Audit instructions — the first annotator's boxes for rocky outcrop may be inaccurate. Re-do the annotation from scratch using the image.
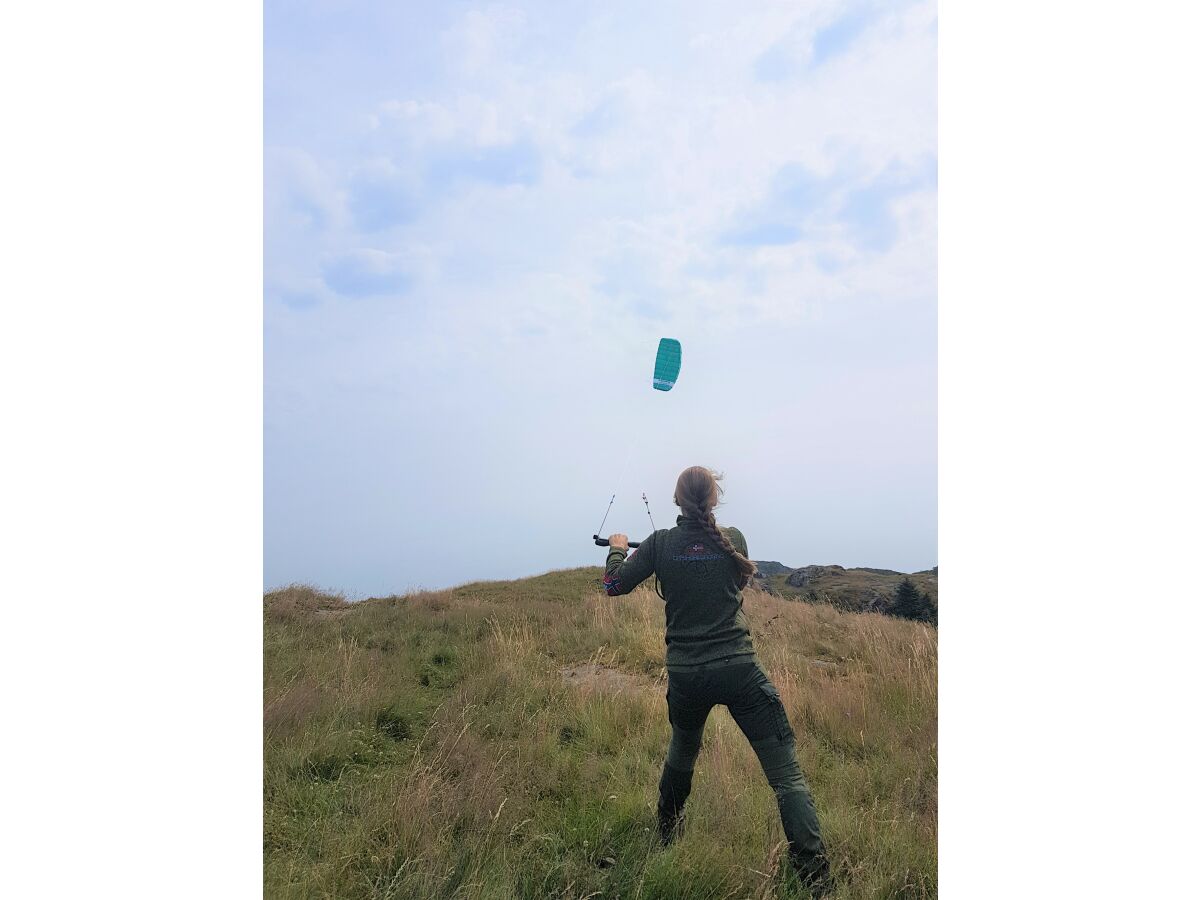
[786,565,847,588]
[859,590,890,613]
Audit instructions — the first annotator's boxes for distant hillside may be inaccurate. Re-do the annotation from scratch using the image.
[752,562,938,614]
[752,560,794,578]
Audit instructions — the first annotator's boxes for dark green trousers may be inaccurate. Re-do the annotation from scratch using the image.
[658,657,828,880]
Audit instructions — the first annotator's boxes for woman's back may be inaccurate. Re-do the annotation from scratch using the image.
[651,516,755,669]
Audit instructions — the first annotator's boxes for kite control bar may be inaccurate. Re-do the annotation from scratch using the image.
[593,535,641,548]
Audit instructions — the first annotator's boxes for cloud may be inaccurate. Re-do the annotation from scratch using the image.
[279,290,321,311]
[752,4,879,83]
[772,163,831,213]
[348,161,419,232]
[718,158,934,255]
[374,99,459,143]
[594,243,675,319]
[264,147,344,233]
[754,34,803,83]
[811,7,875,67]
[440,4,527,76]
[362,96,546,230]
[840,183,900,252]
[719,164,832,247]
[570,93,627,138]
[426,139,541,189]
[837,158,936,253]
[720,222,803,247]
[321,249,412,298]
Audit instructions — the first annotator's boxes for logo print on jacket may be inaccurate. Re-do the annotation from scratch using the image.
[673,541,723,562]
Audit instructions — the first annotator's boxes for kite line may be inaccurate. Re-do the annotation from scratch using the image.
[591,338,680,549]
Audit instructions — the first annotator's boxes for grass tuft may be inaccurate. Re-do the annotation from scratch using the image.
[375,704,413,742]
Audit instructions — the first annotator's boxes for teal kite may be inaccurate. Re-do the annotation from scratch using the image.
[653,338,682,391]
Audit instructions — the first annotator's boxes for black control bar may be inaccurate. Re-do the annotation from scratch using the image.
[593,535,641,548]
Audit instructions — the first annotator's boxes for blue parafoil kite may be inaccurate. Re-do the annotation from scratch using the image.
[653,338,682,391]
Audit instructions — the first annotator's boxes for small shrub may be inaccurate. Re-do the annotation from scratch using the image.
[375,705,412,741]
[418,648,460,689]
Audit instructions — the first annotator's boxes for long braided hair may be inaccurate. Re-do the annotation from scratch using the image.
[674,466,757,590]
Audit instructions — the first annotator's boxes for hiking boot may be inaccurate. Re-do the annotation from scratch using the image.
[656,763,692,846]
[657,806,684,846]
[789,849,834,898]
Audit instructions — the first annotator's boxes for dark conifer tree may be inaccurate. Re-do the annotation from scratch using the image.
[891,578,936,624]
[892,578,920,618]
[920,591,937,626]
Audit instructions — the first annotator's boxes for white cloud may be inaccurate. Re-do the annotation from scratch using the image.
[321,248,413,298]
[440,4,528,77]
[264,147,345,234]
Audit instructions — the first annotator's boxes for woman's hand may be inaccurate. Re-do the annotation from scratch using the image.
[608,533,629,551]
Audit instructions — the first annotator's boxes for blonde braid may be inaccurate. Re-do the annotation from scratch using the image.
[679,496,757,590]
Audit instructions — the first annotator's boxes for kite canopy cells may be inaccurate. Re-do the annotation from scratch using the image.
[653,338,682,391]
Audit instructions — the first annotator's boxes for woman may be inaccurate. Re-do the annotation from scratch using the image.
[603,466,832,895]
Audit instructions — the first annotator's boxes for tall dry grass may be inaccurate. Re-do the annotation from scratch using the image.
[264,568,936,899]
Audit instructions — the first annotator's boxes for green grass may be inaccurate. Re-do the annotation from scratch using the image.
[264,568,937,899]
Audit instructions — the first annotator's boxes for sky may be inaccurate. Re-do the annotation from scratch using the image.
[264,0,937,596]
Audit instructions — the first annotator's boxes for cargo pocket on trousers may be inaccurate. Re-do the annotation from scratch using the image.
[759,683,795,742]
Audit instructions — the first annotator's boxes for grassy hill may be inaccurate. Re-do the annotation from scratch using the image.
[264,569,936,899]
[753,565,938,615]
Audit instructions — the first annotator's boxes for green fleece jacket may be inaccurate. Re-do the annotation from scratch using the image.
[603,515,755,670]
